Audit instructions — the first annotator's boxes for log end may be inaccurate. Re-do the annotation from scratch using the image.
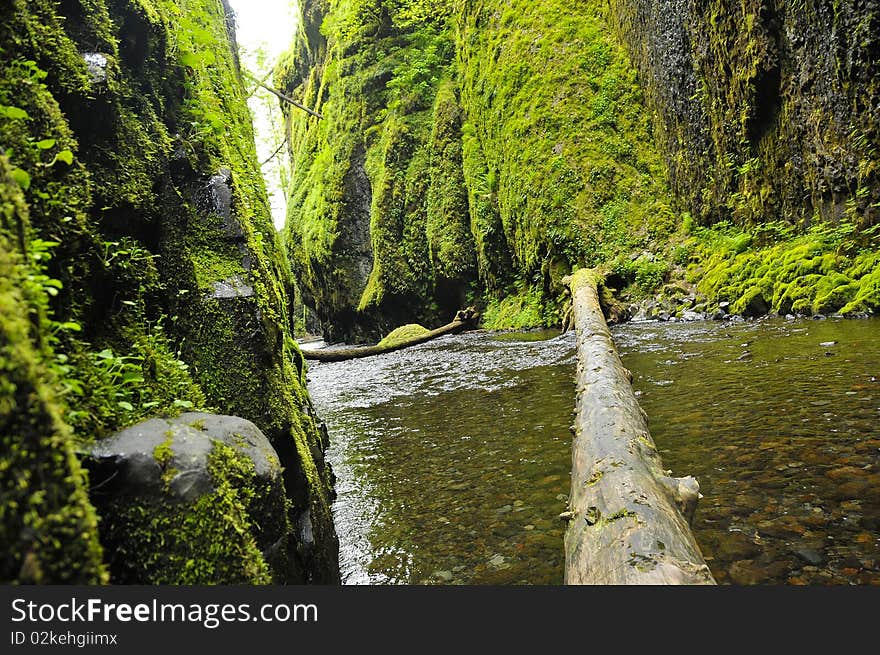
[454,306,480,324]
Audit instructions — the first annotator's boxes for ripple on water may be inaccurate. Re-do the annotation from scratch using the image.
[308,318,880,585]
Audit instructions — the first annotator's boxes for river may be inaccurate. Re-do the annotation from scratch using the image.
[305,317,880,585]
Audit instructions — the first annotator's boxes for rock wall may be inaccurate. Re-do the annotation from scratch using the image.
[280,0,672,339]
[0,0,338,583]
[608,0,880,228]
[280,1,474,342]
[281,0,880,335]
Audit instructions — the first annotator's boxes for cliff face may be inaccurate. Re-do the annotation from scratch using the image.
[1,0,338,583]
[609,0,879,228]
[281,0,880,336]
[279,1,474,342]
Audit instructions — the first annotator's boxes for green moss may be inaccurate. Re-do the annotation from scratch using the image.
[283,1,462,336]
[608,0,880,231]
[481,286,544,330]
[99,441,273,584]
[457,0,675,297]
[1,0,338,582]
[377,323,430,347]
[685,221,880,316]
[282,0,675,335]
[426,81,476,287]
[0,157,107,584]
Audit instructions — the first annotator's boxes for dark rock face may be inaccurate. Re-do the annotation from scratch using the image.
[314,146,377,344]
[86,413,292,584]
[0,0,338,583]
[608,0,880,228]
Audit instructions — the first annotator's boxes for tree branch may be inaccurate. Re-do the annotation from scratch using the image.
[248,75,324,120]
[261,136,288,166]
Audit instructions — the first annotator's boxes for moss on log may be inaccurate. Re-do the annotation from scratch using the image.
[302,308,479,362]
[562,269,715,585]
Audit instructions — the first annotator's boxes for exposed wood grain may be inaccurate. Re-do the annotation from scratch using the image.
[563,269,715,584]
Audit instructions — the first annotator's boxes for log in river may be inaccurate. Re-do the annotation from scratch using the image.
[301,308,479,362]
[563,269,716,584]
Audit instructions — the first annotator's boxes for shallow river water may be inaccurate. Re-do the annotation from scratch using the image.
[305,317,880,585]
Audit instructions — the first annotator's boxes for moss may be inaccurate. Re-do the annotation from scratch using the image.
[456,0,674,297]
[608,0,880,230]
[99,441,274,584]
[282,0,675,335]
[425,81,477,293]
[481,286,544,330]
[281,0,880,335]
[1,0,338,582]
[0,157,107,584]
[152,432,176,487]
[377,323,430,348]
[282,1,462,339]
[684,221,880,316]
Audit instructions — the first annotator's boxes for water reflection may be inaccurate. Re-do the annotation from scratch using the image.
[307,317,880,585]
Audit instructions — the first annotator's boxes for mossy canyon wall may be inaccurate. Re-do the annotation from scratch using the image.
[281,0,880,340]
[1,0,338,583]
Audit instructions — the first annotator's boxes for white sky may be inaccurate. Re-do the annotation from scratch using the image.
[227,0,299,230]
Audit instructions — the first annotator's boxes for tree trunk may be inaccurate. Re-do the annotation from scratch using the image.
[301,308,479,362]
[562,269,715,584]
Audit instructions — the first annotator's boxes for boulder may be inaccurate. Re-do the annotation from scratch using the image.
[85,413,292,584]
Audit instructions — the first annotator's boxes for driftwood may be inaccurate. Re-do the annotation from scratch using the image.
[301,308,479,362]
[562,269,715,584]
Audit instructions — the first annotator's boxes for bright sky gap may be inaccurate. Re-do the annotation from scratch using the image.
[227,0,299,230]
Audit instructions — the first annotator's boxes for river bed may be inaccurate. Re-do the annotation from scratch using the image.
[305,317,880,585]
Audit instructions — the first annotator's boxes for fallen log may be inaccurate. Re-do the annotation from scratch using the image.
[562,269,715,584]
[301,308,479,362]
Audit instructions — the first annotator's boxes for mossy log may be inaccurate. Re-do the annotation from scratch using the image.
[562,269,715,585]
[301,308,479,362]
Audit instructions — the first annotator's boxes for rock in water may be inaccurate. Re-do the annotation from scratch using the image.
[85,413,291,584]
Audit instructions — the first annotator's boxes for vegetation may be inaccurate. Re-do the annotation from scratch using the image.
[1,0,878,587]
[1,0,338,584]
[685,219,880,316]
[281,0,879,334]
[377,323,430,347]
[99,441,279,584]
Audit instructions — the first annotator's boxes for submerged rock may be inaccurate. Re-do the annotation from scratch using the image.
[794,548,824,566]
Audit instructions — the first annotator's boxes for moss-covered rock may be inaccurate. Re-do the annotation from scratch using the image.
[282,1,880,335]
[608,0,880,229]
[281,0,467,342]
[685,221,880,317]
[377,323,430,348]
[86,413,290,584]
[1,157,107,584]
[281,0,675,337]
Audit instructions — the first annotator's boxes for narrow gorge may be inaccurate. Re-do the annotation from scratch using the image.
[1,0,878,586]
